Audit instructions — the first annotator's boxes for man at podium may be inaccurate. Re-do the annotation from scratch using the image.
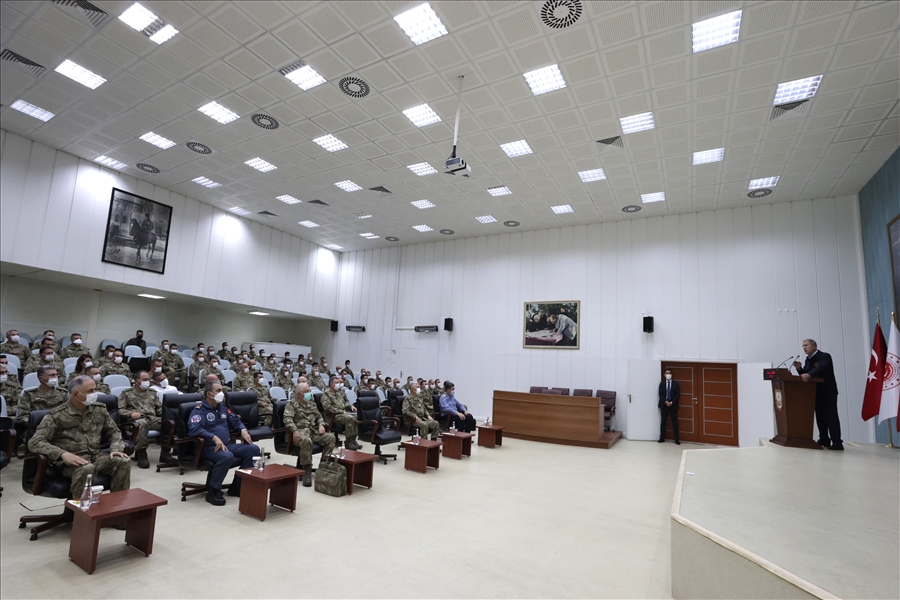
[793,339,843,451]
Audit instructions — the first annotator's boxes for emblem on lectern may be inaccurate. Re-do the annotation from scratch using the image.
[774,389,783,411]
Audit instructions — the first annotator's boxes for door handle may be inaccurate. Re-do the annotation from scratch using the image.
[693,398,698,405]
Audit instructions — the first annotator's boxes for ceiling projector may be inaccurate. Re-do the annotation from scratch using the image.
[445,156,471,176]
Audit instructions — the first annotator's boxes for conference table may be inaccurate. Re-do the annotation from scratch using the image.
[235,464,302,521]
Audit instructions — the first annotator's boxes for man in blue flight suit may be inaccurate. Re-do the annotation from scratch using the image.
[189,380,260,506]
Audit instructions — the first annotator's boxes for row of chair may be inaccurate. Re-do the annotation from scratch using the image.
[529,387,617,431]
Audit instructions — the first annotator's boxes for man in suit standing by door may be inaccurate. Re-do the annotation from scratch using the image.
[658,369,680,445]
[793,338,842,450]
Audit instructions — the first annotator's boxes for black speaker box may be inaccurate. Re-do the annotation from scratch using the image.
[444,317,453,331]
[330,320,338,332]
[643,316,654,333]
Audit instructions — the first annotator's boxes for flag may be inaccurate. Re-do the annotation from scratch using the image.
[877,318,900,426]
[861,322,886,421]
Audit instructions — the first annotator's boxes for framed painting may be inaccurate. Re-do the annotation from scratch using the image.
[523,301,580,349]
[101,187,173,274]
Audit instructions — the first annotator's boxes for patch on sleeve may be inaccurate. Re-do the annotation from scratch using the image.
[190,414,201,423]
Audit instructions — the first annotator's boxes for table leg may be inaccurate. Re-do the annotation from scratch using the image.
[344,463,356,495]
[496,430,502,446]
[69,515,101,574]
[239,477,269,521]
[478,428,495,448]
[404,446,427,473]
[355,460,374,489]
[462,437,471,457]
[269,478,297,512]
[124,508,157,556]
[443,436,462,459]
[427,446,440,470]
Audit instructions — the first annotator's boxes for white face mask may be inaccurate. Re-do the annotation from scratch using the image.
[47,335,55,341]
[369,384,376,390]
[160,378,168,388]
[114,356,123,364]
[107,352,114,358]
[84,361,93,368]
[211,362,218,367]
[47,377,59,388]
[198,357,205,363]
[170,348,177,354]
[322,362,327,367]
[92,374,102,382]
[243,368,249,374]
[214,391,225,403]
[73,339,83,345]
[10,335,19,342]
[83,392,98,405]
[313,370,319,375]
[154,366,162,373]
[139,380,150,390]
[0,375,7,384]
[44,353,54,361]
[163,344,169,350]
[665,374,672,381]
[269,359,275,364]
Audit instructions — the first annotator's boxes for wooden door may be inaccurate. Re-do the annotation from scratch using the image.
[661,362,739,446]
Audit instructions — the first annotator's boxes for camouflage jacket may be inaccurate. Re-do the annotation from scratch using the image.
[28,401,124,462]
[232,373,255,391]
[100,362,133,379]
[273,375,295,393]
[59,343,87,360]
[17,387,67,422]
[0,379,23,410]
[161,352,185,371]
[118,388,162,421]
[307,374,325,390]
[283,397,324,433]
[403,392,431,420]
[320,388,351,415]
[0,341,30,362]
[24,357,65,376]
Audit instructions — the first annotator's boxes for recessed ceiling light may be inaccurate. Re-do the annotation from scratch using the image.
[55,59,106,89]
[620,112,655,134]
[245,157,277,172]
[351,211,373,219]
[386,236,400,242]
[394,2,448,46]
[622,205,642,213]
[139,132,176,149]
[500,140,533,157]
[641,192,665,203]
[298,220,319,228]
[503,220,520,227]
[773,75,823,105]
[277,195,301,204]
[313,134,348,152]
[693,148,724,165]
[119,3,157,30]
[192,176,220,188]
[228,207,250,216]
[281,61,326,90]
[95,156,126,169]
[403,103,441,127]
[749,176,780,189]
[476,215,498,224]
[523,64,566,95]
[10,99,54,121]
[407,162,438,176]
[578,168,606,182]
[334,180,362,192]
[198,101,239,124]
[551,204,574,214]
[692,10,742,53]
[137,293,165,299]
[411,199,435,209]
[249,311,269,316]
[148,24,178,44]
[324,244,343,250]
[412,224,434,232]
[440,229,454,235]
[487,185,512,196]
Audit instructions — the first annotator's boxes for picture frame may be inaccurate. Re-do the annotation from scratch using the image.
[889,214,900,318]
[523,301,581,349]
[101,187,173,275]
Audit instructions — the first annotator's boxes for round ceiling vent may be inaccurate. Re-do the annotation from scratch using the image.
[338,76,370,98]
[439,229,454,235]
[540,0,582,29]
[622,205,642,213]
[251,113,279,130]
[136,163,160,173]
[503,220,521,227]
[747,188,773,198]
[385,236,399,242]
[186,141,212,154]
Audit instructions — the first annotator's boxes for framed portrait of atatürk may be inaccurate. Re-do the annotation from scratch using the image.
[523,301,581,349]
[101,187,173,274]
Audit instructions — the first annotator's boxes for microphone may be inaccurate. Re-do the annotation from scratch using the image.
[775,355,795,369]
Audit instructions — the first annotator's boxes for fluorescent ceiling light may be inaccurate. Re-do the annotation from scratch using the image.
[149,25,178,44]
[411,199,435,209]
[95,156,126,169]
[139,132,176,149]
[249,311,269,316]
[394,3,448,46]
[403,104,441,127]
[773,75,823,105]
[692,10,742,53]
[334,180,362,192]
[487,185,512,196]
[351,211,373,219]
[551,204,574,214]
[313,134,348,152]
[192,176,220,188]
[118,3,157,30]
[749,176,780,189]
[298,220,319,228]
[412,224,434,232]
[523,64,566,95]
[476,215,498,224]
[198,101,239,124]
[245,157,277,172]
[500,140,533,157]
[578,168,606,182]
[55,59,106,89]
[137,293,165,299]
[227,207,250,216]
[10,99,54,121]
[324,244,343,250]
[360,233,379,239]
[641,192,665,203]
[693,148,724,165]
[408,162,438,176]
[283,62,326,90]
[620,112,655,134]
[277,195,301,205]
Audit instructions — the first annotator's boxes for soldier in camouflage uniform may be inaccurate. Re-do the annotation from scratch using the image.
[188,352,209,391]
[320,376,361,449]
[59,333,87,360]
[118,371,167,468]
[273,367,295,399]
[232,361,256,391]
[19,367,67,422]
[98,345,117,369]
[263,355,280,376]
[32,330,60,353]
[205,357,225,382]
[291,359,307,377]
[0,329,31,363]
[24,346,65,376]
[28,374,131,499]
[150,341,169,364]
[0,364,22,413]
[374,371,385,387]
[353,376,370,395]
[283,382,335,487]
[404,381,441,440]
[100,350,133,380]
[160,344,186,390]
[247,345,258,360]
[307,365,325,390]
[251,371,274,427]
[402,376,414,394]
[86,366,111,394]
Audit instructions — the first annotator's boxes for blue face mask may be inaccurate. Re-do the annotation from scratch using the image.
[450,390,455,396]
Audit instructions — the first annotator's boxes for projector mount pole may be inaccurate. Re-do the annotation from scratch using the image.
[449,75,463,160]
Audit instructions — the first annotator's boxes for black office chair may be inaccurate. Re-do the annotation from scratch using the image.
[156,394,202,472]
[172,401,242,501]
[0,416,15,496]
[549,387,570,395]
[598,390,617,431]
[356,396,401,464]
[573,389,593,397]
[225,391,274,443]
[430,394,453,430]
[271,400,326,472]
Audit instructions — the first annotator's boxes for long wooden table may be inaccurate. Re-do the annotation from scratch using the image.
[492,390,621,449]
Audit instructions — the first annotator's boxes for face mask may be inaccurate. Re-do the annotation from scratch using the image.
[170,349,177,354]
[47,377,59,388]
[92,374,102,382]
[269,360,275,364]
[243,368,249,374]
[163,344,169,350]
[114,356,123,364]
[83,392,98,405]
[198,348,204,353]
[47,335,55,340]
[369,384,376,390]
[10,335,19,342]
[214,391,225,404]
[154,366,162,373]
[313,370,319,375]
[303,392,312,402]
[450,390,456,396]
[160,378,168,388]
[665,374,672,381]
[0,375,7,384]
[73,339,83,345]
[256,379,264,386]
[332,383,339,390]
[44,354,54,361]
[322,362,327,366]
[139,380,150,390]
[198,357,205,363]
[136,334,143,339]
[211,362,218,367]
[250,347,255,351]
[84,361,93,368]
[107,352,114,358]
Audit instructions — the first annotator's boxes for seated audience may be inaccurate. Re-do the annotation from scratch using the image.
[150,341,169,363]
[218,342,234,361]
[87,366,110,394]
[263,354,279,375]
[205,356,225,382]
[0,355,20,382]
[189,351,208,388]
[161,343,186,390]
[320,376,361,449]
[25,345,65,376]
[100,349,133,379]
[59,332,87,360]
[320,357,331,375]
[0,329,31,362]
[123,329,147,353]
[402,376,414,393]
[307,364,325,390]
[98,344,117,368]
[232,360,255,391]
[0,364,22,413]
[343,360,354,378]
[66,353,95,383]
[247,344,258,359]
[32,330,60,352]
[439,381,476,432]
[251,371,274,427]
[283,382,335,487]
[119,371,175,468]
[150,370,180,396]
[291,359,307,377]
[404,381,441,441]
[273,366,295,398]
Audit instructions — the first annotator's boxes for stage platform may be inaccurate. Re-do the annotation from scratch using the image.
[671,441,899,599]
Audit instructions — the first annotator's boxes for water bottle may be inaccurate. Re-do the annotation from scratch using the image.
[79,474,93,511]
[414,428,420,445]
[259,450,266,470]
[339,441,346,459]
[486,415,491,426]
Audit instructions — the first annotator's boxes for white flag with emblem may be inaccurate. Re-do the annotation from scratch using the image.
[878,319,900,423]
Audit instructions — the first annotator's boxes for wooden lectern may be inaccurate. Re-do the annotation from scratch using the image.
[765,368,822,450]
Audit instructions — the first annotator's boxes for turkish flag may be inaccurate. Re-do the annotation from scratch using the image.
[862,322,886,421]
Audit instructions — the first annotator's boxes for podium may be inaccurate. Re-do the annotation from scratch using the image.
[765,368,822,450]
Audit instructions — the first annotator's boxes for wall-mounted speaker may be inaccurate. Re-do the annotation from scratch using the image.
[330,320,338,332]
[643,316,654,333]
[444,318,453,331]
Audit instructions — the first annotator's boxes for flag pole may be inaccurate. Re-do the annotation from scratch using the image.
[888,312,898,449]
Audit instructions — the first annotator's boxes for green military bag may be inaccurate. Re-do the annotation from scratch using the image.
[314,455,347,497]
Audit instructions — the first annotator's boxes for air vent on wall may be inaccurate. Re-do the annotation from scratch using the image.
[52,0,112,29]
[747,189,773,198]
[136,163,159,173]
[338,76,371,98]
[0,48,46,77]
[368,186,391,194]
[251,114,279,130]
[540,0,582,29]
[257,210,278,219]
[308,199,329,206]
[770,100,810,121]
[596,136,624,152]
[186,142,212,154]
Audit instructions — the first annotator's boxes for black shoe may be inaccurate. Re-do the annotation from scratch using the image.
[827,444,844,451]
[816,439,830,447]
[675,441,681,445]
[657,439,665,443]
[227,477,242,497]
[206,489,226,506]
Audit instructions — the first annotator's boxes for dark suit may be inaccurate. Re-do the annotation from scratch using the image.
[797,350,842,448]
[658,379,681,442]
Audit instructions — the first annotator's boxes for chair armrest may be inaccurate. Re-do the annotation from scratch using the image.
[4,429,16,457]
[32,453,49,495]
[160,419,177,446]
[385,416,401,430]
[354,419,379,441]
[173,436,205,468]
